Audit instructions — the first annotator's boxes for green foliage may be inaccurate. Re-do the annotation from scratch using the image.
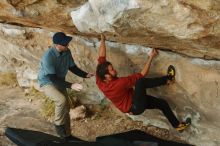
[40,89,80,121]
[27,87,54,120]
[29,87,109,121]
[0,73,17,86]
[41,96,55,121]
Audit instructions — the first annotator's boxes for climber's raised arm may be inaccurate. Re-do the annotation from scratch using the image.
[98,34,106,58]
[140,48,158,76]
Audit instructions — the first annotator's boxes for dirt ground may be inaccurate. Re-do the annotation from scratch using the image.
[0,77,189,146]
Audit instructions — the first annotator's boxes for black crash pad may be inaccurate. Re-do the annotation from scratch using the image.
[5,127,97,146]
[5,127,194,146]
[97,130,194,146]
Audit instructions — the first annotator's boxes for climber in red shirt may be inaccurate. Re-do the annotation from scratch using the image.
[96,34,190,132]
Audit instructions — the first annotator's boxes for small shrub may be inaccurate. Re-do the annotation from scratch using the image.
[40,89,80,121]
[0,73,17,86]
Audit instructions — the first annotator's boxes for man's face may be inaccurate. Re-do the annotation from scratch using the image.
[56,44,69,52]
[105,65,117,81]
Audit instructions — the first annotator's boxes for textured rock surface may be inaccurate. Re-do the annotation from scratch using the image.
[71,0,220,60]
[0,0,220,59]
[0,0,220,146]
[0,87,56,146]
[69,105,87,120]
[0,23,219,145]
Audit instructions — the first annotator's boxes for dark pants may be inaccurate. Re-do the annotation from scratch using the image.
[129,77,180,128]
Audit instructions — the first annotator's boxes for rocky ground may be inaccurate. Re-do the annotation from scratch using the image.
[0,74,190,146]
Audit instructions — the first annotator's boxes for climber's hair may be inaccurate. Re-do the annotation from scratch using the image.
[96,61,112,81]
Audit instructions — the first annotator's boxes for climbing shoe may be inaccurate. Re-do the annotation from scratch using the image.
[167,65,175,81]
[175,122,190,132]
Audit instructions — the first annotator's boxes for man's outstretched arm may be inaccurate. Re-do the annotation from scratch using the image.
[140,48,158,76]
[99,34,106,57]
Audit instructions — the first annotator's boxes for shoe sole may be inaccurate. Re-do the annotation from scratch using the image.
[176,118,191,132]
[168,65,175,76]
[167,65,175,81]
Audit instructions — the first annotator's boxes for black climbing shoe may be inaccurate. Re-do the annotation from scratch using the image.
[167,65,175,81]
[176,122,190,132]
[175,118,191,132]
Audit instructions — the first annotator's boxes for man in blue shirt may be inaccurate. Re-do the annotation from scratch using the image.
[38,32,93,141]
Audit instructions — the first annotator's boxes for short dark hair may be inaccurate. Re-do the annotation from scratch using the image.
[96,61,112,81]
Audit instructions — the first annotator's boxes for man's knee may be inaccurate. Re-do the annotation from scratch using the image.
[130,103,145,115]
[56,96,67,107]
[158,98,169,108]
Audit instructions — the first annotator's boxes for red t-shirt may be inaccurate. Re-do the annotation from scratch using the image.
[96,57,143,113]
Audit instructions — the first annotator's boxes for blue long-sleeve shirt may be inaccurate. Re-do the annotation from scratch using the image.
[38,47,87,88]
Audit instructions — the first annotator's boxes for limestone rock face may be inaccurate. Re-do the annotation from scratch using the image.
[69,105,87,120]
[0,0,220,59]
[0,24,219,145]
[0,0,220,146]
[70,0,220,60]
